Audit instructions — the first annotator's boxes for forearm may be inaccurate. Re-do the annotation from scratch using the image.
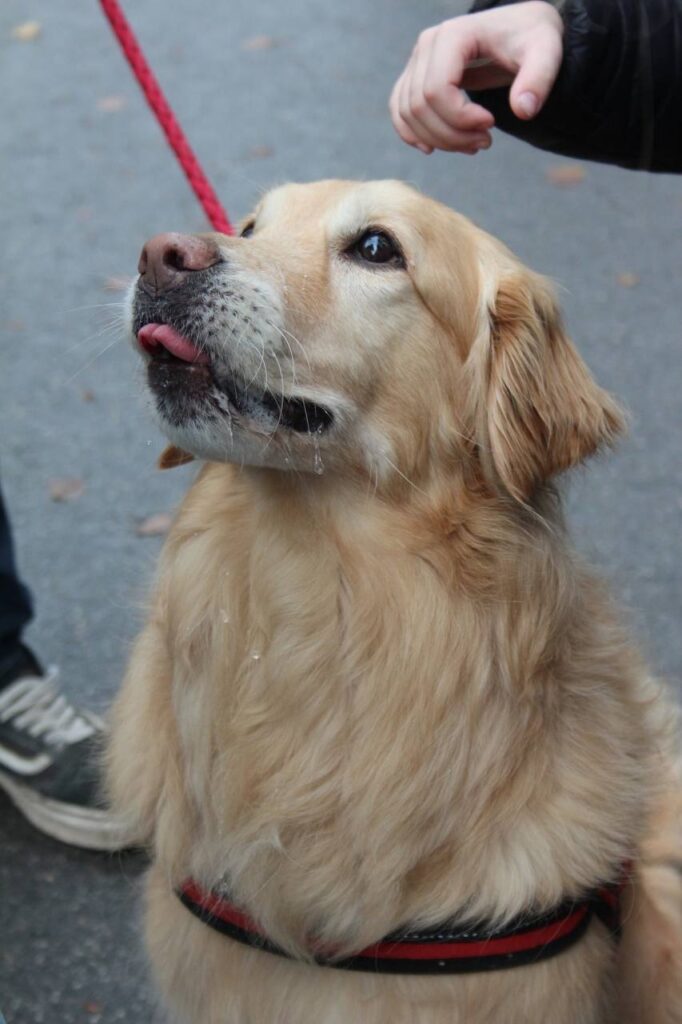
[469,0,682,172]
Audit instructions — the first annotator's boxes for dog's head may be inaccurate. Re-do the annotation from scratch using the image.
[128,180,623,500]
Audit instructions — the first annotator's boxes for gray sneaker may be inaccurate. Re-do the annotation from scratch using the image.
[0,647,131,850]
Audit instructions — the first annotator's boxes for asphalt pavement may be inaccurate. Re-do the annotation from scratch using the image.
[1,1,680,1021]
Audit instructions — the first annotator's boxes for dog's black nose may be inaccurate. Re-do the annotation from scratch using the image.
[138,233,221,294]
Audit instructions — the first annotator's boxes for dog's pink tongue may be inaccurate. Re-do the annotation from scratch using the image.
[138,323,210,364]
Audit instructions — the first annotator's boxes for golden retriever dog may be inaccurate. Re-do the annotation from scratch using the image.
[108,180,682,1023]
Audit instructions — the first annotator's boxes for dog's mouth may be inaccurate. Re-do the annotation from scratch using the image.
[138,323,212,366]
[137,322,334,435]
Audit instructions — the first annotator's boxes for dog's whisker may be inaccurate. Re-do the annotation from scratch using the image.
[64,319,124,355]
[62,335,121,385]
[258,312,313,381]
[240,292,311,376]
[59,302,127,314]
[231,321,269,393]
[257,350,291,457]
[267,323,302,389]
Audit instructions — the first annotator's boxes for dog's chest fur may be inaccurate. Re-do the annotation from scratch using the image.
[149,463,661,960]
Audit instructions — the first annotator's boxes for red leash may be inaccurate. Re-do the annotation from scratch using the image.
[99,0,234,235]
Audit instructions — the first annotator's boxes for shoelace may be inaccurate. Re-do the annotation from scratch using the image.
[0,669,98,747]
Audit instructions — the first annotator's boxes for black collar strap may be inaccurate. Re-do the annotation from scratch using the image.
[178,866,630,975]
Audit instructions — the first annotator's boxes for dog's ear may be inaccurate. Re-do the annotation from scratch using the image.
[158,445,195,470]
[473,270,625,501]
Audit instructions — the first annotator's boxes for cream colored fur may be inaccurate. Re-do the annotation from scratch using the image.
[108,181,682,1023]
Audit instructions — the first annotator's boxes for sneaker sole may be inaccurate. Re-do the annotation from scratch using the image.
[0,769,135,851]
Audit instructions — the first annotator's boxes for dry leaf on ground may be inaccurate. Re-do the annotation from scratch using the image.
[135,513,173,537]
[83,1003,103,1016]
[97,95,126,113]
[102,275,130,292]
[49,478,84,502]
[81,388,96,403]
[246,144,274,160]
[616,272,639,288]
[11,21,41,42]
[545,164,586,187]
[241,34,279,51]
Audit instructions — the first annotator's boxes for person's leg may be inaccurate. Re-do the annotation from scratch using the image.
[0,478,35,681]
[0,475,130,850]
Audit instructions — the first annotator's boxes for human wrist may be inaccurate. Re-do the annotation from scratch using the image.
[469,0,565,13]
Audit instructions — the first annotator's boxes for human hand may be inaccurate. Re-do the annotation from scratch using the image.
[389,1,564,154]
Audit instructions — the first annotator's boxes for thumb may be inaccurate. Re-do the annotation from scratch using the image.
[508,35,562,120]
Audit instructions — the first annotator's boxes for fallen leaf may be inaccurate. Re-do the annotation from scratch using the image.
[102,275,130,292]
[616,272,639,288]
[135,512,173,537]
[81,388,96,403]
[241,34,279,51]
[97,94,126,113]
[49,478,84,502]
[246,144,274,160]
[83,1002,103,1015]
[545,164,586,187]
[11,20,42,42]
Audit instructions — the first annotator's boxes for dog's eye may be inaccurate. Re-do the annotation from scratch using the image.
[240,221,255,238]
[351,230,404,267]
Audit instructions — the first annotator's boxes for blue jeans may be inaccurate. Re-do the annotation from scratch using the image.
[0,478,33,669]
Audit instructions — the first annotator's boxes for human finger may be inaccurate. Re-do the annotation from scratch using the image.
[390,73,434,153]
[400,41,492,152]
[508,23,563,118]
[422,27,496,135]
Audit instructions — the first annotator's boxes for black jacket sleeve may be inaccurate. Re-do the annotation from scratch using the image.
[468,0,682,172]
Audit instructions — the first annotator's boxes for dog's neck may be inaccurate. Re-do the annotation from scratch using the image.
[161,462,656,956]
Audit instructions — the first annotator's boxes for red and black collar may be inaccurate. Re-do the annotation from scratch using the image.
[178,867,630,975]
